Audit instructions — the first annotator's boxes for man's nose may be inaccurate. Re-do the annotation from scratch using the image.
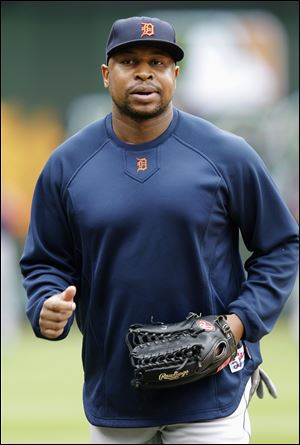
[134,64,153,81]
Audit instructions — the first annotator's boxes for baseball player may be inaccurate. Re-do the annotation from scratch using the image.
[20,16,299,444]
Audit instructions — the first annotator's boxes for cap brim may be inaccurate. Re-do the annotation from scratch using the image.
[107,39,184,63]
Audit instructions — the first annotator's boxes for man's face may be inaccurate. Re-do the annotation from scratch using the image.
[101,45,179,121]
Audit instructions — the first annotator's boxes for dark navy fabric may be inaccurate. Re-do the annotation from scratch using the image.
[20,108,299,427]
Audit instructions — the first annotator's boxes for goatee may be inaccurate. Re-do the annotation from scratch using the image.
[112,98,169,122]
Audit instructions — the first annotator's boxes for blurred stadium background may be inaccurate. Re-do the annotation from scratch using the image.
[1,1,299,443]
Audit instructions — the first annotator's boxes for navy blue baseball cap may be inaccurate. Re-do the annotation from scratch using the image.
[106,16,184,63]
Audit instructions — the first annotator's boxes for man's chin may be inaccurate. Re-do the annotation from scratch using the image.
[116,102,167,121]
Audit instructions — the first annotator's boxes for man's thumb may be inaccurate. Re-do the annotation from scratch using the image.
[61,285,76,309]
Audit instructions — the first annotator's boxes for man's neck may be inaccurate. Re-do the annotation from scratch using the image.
[111,105,173,144]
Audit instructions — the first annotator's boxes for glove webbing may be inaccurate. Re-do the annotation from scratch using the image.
[136,343,204,371]
[126,327,207,371]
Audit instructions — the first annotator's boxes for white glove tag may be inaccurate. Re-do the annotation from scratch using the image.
[229,344,245,373]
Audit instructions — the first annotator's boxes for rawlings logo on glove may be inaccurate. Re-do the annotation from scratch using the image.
[125,312,237,389]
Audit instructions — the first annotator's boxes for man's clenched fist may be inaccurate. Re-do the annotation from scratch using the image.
[39,285,76,339]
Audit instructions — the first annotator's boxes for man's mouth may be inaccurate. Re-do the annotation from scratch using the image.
[129,87,160,102]
[129,86,159,96]
[133,92,153,95]
[130,85,158,94]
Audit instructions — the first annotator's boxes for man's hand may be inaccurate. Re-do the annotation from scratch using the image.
[39,286,76,339]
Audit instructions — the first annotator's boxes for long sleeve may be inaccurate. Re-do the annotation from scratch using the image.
[20,154,79,339]
[226,139,299,342]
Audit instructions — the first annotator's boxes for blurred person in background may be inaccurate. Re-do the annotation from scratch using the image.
[20,16,299,444]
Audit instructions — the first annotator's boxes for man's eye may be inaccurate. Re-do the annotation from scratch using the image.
[152,60,164,65]
[121,59,135,65]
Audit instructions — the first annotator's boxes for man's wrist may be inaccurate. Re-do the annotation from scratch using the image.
[226,313,244,344]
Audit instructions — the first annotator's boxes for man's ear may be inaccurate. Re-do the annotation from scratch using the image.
[101,64,109,88]
[174,65,180,89]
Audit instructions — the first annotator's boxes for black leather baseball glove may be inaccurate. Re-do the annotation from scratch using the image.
[125,312,237,389]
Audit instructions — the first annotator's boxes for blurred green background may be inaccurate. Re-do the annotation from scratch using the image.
[2,1,299,444]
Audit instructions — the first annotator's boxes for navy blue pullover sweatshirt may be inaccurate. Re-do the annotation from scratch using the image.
[20,108,299,427]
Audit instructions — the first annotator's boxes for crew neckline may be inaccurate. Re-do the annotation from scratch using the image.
[105,107,179,150]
